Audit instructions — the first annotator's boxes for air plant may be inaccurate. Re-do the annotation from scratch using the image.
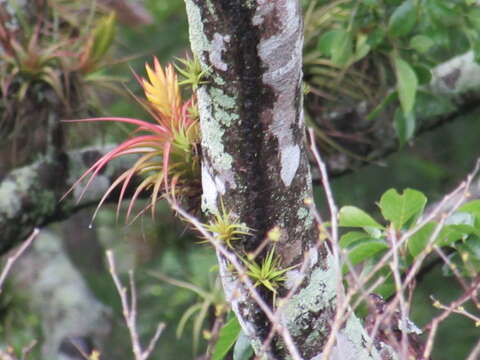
[202,200,252,248]
[242,246,297,296]
[63,56,203,222]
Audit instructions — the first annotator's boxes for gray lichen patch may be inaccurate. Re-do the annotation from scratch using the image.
[201,163,219,213]
[279,256,337,338]
[210,33,231,71]
[0,165,41,219]
[198,87,234,171]
[321,315,382,360]
[280,144,300,187]
[0,179,22,219]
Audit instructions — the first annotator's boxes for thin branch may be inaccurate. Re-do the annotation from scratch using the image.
[0,228,39,292]
[106,250,165,360]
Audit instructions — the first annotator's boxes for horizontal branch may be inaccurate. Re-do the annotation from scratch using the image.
[0,146,138,254]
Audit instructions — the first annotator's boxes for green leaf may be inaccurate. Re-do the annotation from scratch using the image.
[426,0,458,26]
[331,29,353,66]
[394,56,418,115]
[409,35,434,53]
[408,222,436,257]
[340,231,371,248]
[317,30,339,56]
[345,239,389,266]
[379,189,427,229]
[354,34,371,62]
[212,317,241,360]
[388,0,417,37]
[437,224,476,247]
[413,65,432,85]
[339,206,383,229]
[367,28,386,48]
[233,330,254,360]
[91,12,116,63]
[394,107,416,146]
[458,200,480,217]
[467,8,480,30]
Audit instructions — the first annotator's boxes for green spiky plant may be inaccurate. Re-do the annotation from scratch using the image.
[0,2,119,166]
[242,246,298,301]
[203,199,252,249]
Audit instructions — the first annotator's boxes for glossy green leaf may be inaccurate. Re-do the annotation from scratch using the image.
[331,29,353,66]
[394,108,416,146]
[394,56,418,116]
[458,200,480,217]
[379,189,427,229]
[409,35,434,53]
[408,222,436,257]
[388,0,417,37]
[317,30,340,56]
[340,231,371,248]
[212,317,241,360]
[339,206,383,229]
[346,239,389,266]
[467,8,480,30]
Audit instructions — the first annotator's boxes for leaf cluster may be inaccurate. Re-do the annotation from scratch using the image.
[339,188,480,298]
[303,0,480,146]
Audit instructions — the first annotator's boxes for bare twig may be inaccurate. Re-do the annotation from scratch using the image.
[106,250,165,360]
[0,228,39,293]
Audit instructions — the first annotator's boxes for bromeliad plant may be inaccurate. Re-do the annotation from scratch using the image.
[203,199,252,249]
[63,57,202,221]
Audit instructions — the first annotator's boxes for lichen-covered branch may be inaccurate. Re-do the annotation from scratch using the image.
[184,1,384,358]
[0,146,138,254]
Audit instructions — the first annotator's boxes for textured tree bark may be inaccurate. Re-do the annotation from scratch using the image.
[184,1,388,358]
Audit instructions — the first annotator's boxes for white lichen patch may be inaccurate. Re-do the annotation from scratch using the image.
[307,246,318,268]
[215,176,226,195]
[331,315,382,360]
[431,51,480,95]
[280,144,300,187]
[254,0,304,187]
[285,269,304,289]
[252,0,274,25]
[210,33,231,71]
[201,164,218,213]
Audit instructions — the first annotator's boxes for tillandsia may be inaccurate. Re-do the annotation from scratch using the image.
[63,56,203,222]
[242,246,298,296]
[203,199,252,249]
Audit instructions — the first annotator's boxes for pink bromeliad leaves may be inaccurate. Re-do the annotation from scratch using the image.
[63,57,201,223]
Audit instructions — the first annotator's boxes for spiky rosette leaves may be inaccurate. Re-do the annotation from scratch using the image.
[242,247,297,295]
[63,58,201,222]
[175,56,209,91]
[204,200,251,248]
[142,58,181,119]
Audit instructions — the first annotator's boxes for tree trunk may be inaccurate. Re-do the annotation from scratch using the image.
[184,1,391,358]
